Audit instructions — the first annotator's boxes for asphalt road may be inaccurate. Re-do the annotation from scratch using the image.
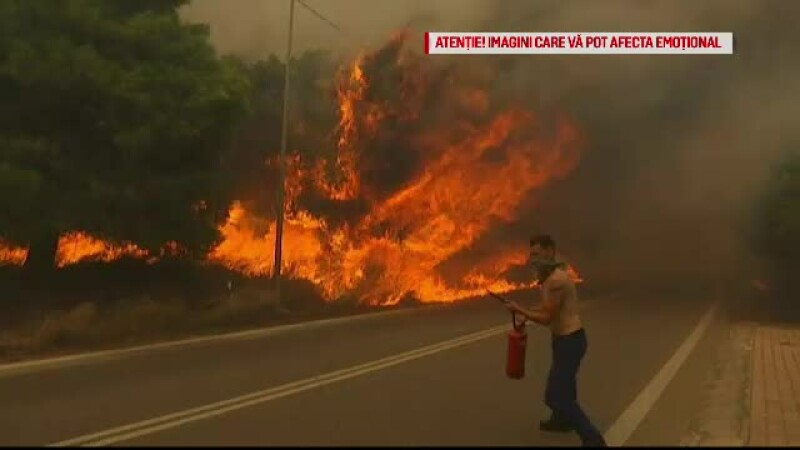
[0,289,726,446]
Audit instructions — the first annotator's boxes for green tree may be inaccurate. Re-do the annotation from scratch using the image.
[0,0,252,271]
[754,150,800,298]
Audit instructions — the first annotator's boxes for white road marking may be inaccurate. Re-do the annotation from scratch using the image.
[0,306,439,378]
[49,324,509,447]
[603,302,718,447]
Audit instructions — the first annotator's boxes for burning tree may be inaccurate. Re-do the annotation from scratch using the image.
[0,0,251,271]
[209,32,585,305]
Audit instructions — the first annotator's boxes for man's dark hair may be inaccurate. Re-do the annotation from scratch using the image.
[530,234,556,250]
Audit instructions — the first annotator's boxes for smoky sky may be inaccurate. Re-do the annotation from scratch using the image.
[474,0,800,287]
[182,0,800,288]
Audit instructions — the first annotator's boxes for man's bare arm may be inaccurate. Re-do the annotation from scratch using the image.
[512,281,563,326]
[516,306,550,325]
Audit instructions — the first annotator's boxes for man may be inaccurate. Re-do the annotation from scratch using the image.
[504,235,606,447]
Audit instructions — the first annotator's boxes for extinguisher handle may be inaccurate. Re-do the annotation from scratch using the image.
[511,311,527,331]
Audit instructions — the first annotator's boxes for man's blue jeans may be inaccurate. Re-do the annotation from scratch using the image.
[545,328,604,444]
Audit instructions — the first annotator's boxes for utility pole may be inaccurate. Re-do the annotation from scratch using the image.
[274,0,295,306]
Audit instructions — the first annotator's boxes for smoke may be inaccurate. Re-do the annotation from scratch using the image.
[472,0,800,288]
[182,0,800,291]
[180,0,489,60]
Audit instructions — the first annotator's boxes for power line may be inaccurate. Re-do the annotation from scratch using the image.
[295,0,342,32]
[295,0,367,45]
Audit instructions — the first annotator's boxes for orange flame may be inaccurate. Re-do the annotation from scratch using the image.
[0,240,27,266]
[207,201,325,282]
[56,232,148,267]
[0,234,149,268]
[313,57,370,201]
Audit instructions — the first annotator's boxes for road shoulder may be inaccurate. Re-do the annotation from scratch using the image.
[680,320,753,446]
[681,319,800,447]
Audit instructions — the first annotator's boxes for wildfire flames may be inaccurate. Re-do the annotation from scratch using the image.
[0,240,27,266]
[0,32,585,306]
[56,232,149,268]
[0,233,150,268]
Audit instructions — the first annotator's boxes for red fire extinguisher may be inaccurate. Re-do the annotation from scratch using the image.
[506,310,528,379]
[488,290,529,379]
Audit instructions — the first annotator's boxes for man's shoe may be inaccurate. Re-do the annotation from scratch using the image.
[539,418,574,433]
